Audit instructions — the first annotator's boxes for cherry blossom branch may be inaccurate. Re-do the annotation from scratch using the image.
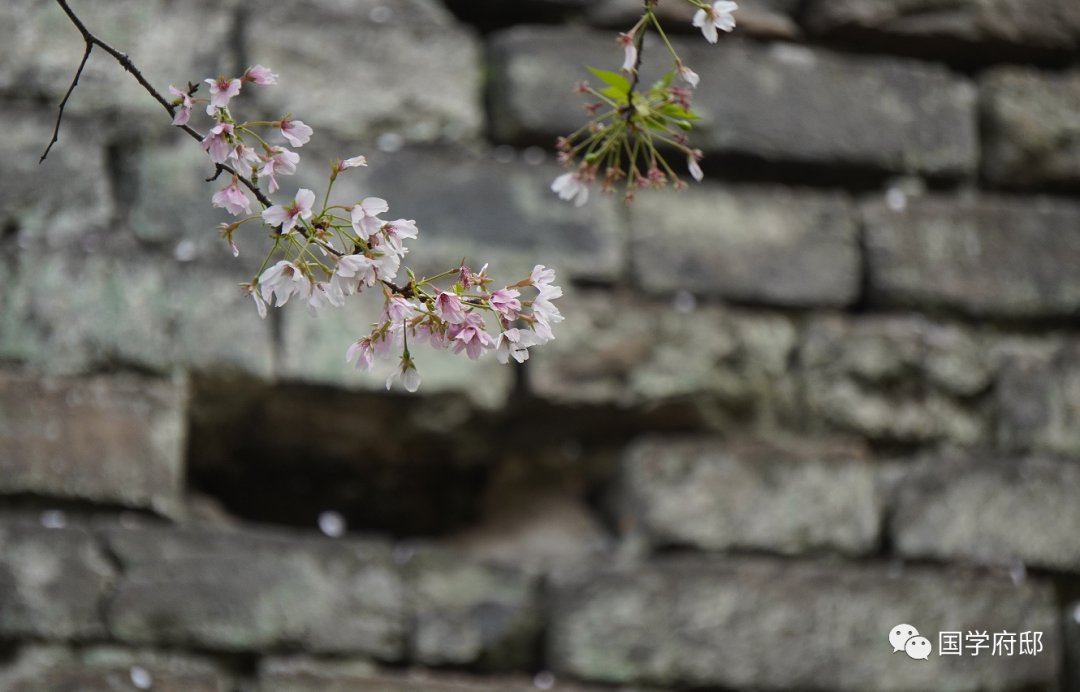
[41,0,274,209]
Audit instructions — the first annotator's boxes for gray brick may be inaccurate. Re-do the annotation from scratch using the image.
[622,436,882,555]
[0,0,237,118]
[0,522,115,640]
[258,661,600,692]
[0,248,276,378]
[105,526,406,657]
[405,546,542,669]
[982,67,1080,189]
[801,314,989,444]
[804,0,1080,56]
[548,557,1060,692]
[489,27,977,176]
[993,335,1080,457]
[629,184,859,306]
[247,0,483,145]
[0,645,229,692]
[0,371,185,515]
[528,288,799,414]
[892,453,1080,572]
[865,193,1080,317]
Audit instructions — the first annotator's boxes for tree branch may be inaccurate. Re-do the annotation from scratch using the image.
[41,0,273,209]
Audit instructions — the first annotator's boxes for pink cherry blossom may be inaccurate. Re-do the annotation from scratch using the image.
[449,312,496,361]
[693,0,737,43]
[386,357,421,392]
[243,64,278,85]
[351,197,389,239]
[346,337,376,371]
[496,328,537,364]
[532,284,564,325]
[262,188,315,232]
[342,156,367,169]
[370,239,401,280]
[279,117,313,147]
[408,318,446,349]
[258,260,310,307]
[617,33,637,72]
[305,282,344,316]
[250,289,268,318]
[228,143,260,179]
[200,122,233,163]
[205,76,241,108]
[168,85,194,126]
[678,64,700,88]
[383,219,417,253]
[529,265,556,289]
[258,147,299,193]
[551,172,588,207]
[211,177,252,215]
[688,156,704,182]
[334,254,377,291]
[434,291,466,324]
[489,288,521,319]
[382,295,415,325]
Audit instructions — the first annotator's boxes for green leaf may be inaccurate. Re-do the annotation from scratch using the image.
[587,66,630,92]
[599,86,628,103]
[660,104,700,120]
[650,70,674,91]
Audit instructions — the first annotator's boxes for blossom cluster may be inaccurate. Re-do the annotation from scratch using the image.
[551,0,737,205]
[169,67,562,391]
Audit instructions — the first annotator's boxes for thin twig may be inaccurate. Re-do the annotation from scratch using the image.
[41,0,273,209]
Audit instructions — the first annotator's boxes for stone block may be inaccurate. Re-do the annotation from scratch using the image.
[629,184,859,306]
[247,0,483,145]
[0,248,276,378]
[891,453,1080,572]
[0,104,111,245]
[801,314,989,444]
[864,193,1080,317]
[586,0,800,40]
[992,335,1080,457]
[0,0,237,118]
[548,557,1060,691]
[0,521,115,640]
[621,436,882,555]
[0,371,185,514]
[258,661,594,692]
[528,288,798,413]
[489,27,977,176]
[0,645,229,692]
[803,0,1080,59]
[405,547,542,669]
[105,526,406,657]
[981,67,1080,189]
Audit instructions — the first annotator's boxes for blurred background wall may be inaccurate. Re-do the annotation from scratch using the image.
[1,0,1080,690]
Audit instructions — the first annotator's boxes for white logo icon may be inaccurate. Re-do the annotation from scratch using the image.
[890,624,931,659]
[890,624,919,653]
[905,636,932,660]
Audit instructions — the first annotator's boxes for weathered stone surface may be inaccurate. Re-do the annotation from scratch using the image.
[981,67,1080,189]
[0,645,229,692]
[0,0,236,117]
[549,557,1060,691]
[864,194,1080,317]
[259,661,593,692]
[0,522,115,640]
[801,314,989,444]
[621,436,882,555]
[587,0,800,40]
[0,371,185,514]
[528,288,799,416]
[629,184,859,306]
[405,547,542,669]
[489,27,977,176]
[892,453,1080,572]
[804,0,1080,57]
[248,0,483,145]
[0,249,275,378]
[0,104,111,244]
[993,335,1080,457]
[105,526,406,657]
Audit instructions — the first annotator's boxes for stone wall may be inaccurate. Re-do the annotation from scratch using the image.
[2,0,1080,691]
